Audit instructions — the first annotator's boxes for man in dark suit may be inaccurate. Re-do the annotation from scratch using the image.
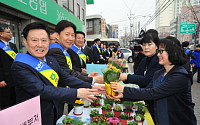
[82,38,94,64]
[12,22,105,125]
[48,20,103,84]
[0,23,18,110]
[68,31,87,73]
[91,38,101,64]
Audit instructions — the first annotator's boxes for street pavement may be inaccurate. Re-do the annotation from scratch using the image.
[192,74,200,125]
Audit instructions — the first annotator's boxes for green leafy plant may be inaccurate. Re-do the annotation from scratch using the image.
[102,104,111,111]
[105,112,114,118]
[104,98,114,105]
[113,105,122,112]
[134,114,145,122]
[119,113,128,119]
[103,66,121,84]
[123,101,133,111]
[90,109,100,117]
[128,121,138,125]
[90,98,101,108]
[134,102,145,115]
[62,116,74,124]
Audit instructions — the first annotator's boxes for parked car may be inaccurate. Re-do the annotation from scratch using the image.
[119,48,133,63]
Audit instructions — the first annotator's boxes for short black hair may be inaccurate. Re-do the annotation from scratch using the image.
[142,32,159,47]
[146,29,158,35]
[196,44,200,47]
[22,22,50,39]
[0,23,9,32]
[50,31,56,34]
[55,20,76,34]
[166,36,181,47]
[182,41,189,48]
[76,31,85,38]
[93,38,100,44]
[159,38,187,66]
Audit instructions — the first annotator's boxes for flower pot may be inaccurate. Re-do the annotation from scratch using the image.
[113,111,122,118]
[90,116,93,123]
[119,118,127,125]
[102,109,111,116]
[73,106,83,115]
[65,124,72,125]
[134,120,144,125]
[105,82,117,96]
[124,111,133,120]
[83,99,90,108]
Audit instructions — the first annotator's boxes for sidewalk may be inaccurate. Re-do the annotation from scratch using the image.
[192,74,200,125]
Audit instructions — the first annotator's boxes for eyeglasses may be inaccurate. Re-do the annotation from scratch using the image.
[156,49,168,54]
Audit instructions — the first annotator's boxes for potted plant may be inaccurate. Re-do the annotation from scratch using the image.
[94,94,104,103]
[119,113,128,125]
[128,121,138,125]
[105,112,114,118]
[90,98,101,111]
[134,114,145,125]
[106,117,120,125]
[123,101,134,119]
[113,105,122,118]
[91,114,107,124]
[62,116,74,125]
[115,99,123,110]
[134,102,145,115]
[103,66,121,96]
[102,104,111,116]
[74,100,84,115]
[90,109,100,122]
[104,98,114,108]
[73,119,86,125]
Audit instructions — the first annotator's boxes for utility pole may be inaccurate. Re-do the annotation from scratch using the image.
[128,10,133,40]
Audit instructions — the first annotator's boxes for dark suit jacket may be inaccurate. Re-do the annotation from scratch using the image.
[82,45,94,64]
[12,56,91,125]
[0,40,18,87]
[67,48,86,72]
[47,48,92,83]
[92,45,101,64]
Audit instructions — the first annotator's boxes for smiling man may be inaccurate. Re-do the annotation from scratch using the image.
[11,22,104,125]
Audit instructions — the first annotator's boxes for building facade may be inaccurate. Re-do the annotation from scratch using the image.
[155,0,174,38]
[0,0,86,52]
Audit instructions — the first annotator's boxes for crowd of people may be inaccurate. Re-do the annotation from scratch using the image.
[0,20,198,125]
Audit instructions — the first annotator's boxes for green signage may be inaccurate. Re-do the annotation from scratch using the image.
[180,24,196,34]
[87,0,94,4]
[0,0,82,31]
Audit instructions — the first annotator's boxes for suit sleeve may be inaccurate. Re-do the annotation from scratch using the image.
[123,73,189,100]
[126,62,163,88]
[12,63,77,104]
[47,48,93,83]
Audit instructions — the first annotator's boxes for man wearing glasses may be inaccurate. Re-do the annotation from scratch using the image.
[0,23,18,110]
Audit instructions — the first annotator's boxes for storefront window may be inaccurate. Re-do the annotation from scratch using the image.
[77,3,80,19]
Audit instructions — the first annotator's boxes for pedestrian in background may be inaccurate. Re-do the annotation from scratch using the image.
[182,41,195,72]
[0,23,18,110]
[50,31,58,44]
[91,38,101,64]
[191,44,200,83]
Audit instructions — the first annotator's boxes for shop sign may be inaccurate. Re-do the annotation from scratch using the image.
[87,0,94,4]
[0,0,82,30]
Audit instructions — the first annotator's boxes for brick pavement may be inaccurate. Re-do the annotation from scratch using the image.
[192,74,200,125]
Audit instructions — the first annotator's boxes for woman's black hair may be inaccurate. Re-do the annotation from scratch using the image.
[159,38,187,66]
[142,32,159,47]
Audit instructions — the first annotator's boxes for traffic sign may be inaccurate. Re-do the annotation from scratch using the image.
[180,24,196,34]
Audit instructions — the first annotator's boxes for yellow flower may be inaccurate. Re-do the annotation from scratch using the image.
[115,99,121,101]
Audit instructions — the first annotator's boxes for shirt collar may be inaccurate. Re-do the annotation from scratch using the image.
[74,44,81,50]
[1,40,9,46]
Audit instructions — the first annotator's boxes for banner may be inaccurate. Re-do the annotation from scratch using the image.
[0,96,41,125]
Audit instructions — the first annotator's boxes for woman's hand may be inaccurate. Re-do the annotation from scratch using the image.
[110,82,125,93]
